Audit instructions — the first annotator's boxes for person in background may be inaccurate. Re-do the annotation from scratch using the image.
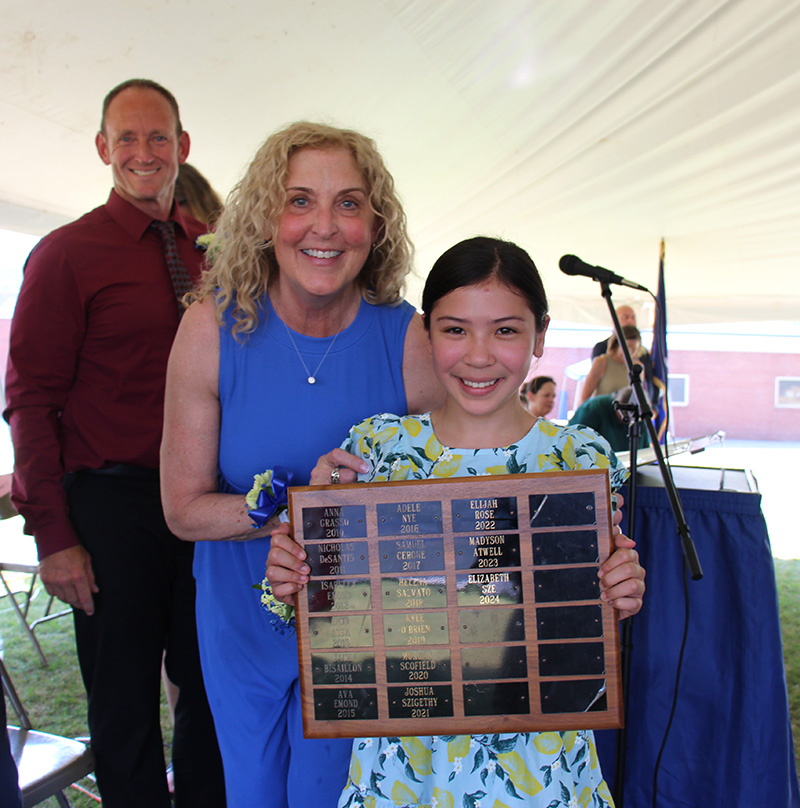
[159,121,443,807]
[267,236,645,808]
[591,305,637,358]
[164,159,225,796]
[175,163,223,226]
[591,305,654,401]
[520,374,557,419]
[3,79,224,808]
[579,324,643,405]
[569,386,650,453]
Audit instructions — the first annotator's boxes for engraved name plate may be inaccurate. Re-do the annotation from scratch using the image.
[385,649,452,683]
[383,612,450,646]
[311,652,376,685]
[301,505,368,540]
[387,684,454,718]
[307,578,372,612]
[308,614,373,649]
[452,497,518,532]
[304,542,369,577]
[381,576,447,610]
[290,469,622,738]
[456,570,524,606]
[314,687,379,721]
[377,501,442,536]
[378,537,445,573]
[454,533,521,569]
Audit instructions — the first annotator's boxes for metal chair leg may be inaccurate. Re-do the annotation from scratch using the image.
[0,570,48,667]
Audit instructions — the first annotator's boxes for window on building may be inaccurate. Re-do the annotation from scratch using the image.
[775,377,800,408]
[668,374,689,407]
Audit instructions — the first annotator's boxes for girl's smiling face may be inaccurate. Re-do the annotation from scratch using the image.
[428,277,547,430]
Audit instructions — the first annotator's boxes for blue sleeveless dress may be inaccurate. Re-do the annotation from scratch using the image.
[193,295,415,808]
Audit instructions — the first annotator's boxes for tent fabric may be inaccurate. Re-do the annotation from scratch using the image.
[595,482,799,807]
[1,0,799,324]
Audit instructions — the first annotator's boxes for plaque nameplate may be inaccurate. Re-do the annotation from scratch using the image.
[291,468,622,737]
[387,684,454,718]
[385,649,452,683]
[301,505,368,540]
[380,576,447,610]
[305,541,369,577]
[454,533,521,569]
[307,578,372,612]
[311,652,376,685]
[376,501,442,536]
[378,537,445,573]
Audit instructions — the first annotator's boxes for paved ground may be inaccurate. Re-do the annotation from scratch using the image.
[670,439,799,559]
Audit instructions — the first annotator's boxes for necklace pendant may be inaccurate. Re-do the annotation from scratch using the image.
[308,376,316,384]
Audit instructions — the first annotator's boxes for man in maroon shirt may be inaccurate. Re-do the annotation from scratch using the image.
[4,79,225,808]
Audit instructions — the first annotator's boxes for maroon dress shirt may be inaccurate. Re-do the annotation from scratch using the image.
[4,190,206,559]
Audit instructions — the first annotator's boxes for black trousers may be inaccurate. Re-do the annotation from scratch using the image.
[67,471,225,808]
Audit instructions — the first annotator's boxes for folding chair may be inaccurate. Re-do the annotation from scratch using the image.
[0,484,71,667]
[1,655,95,807]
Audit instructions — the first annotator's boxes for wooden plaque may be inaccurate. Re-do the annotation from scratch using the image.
[289,468,622,738]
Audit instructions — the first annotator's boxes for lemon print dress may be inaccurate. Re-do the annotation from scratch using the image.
[337,413,627,808]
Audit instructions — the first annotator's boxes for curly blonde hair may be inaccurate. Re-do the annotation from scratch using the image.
[194,121,413,338]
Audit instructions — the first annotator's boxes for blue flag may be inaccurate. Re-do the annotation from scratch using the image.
[651,239,669,443]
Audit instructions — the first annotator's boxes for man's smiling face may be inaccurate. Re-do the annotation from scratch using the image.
[96,86,189,219]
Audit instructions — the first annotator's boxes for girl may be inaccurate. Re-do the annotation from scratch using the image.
[268,236,645,808]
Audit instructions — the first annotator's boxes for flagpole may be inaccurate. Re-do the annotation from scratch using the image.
[651,239,670,443]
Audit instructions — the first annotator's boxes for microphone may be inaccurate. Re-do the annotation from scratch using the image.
[559,255,650,292]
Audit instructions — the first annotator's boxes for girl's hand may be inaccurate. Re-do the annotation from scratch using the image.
[266,523,310,604]
[611,492,624,532]
[310,448,370,486]
[598,528,645,620]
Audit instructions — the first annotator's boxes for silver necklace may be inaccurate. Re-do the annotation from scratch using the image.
[282,321,342,384]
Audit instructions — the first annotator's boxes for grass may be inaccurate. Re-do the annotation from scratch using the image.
[1,573,173,807]
[3,561,800,805]
[776,559,800,774]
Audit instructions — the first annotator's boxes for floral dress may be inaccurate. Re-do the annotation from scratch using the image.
[336,413,627,808]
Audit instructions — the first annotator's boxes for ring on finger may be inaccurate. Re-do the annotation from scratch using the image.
[330,467,340,484]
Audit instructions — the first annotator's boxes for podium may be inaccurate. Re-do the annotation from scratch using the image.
[596,464,799,807]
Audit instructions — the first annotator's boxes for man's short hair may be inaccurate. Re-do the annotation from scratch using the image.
[100,79,183,135]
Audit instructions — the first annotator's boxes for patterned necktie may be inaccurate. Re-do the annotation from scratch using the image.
[150,220,194,313]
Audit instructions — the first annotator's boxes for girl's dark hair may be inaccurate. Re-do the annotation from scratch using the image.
[521,375,556,397]
[421,236,549,331]
[608,324,641,352]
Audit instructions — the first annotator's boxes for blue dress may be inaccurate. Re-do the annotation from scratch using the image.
[193,296,415,808]
[335,413,627,808]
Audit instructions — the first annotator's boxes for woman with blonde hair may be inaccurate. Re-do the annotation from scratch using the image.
[160,121,442,807]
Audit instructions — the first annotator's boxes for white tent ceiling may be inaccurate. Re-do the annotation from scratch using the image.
[2,0,799,325]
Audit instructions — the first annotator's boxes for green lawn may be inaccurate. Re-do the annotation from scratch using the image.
[1,572,173,807]
[776,559,800,774]
[3,561,799,805]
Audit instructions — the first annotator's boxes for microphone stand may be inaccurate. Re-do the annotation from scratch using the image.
[596,282,703,808]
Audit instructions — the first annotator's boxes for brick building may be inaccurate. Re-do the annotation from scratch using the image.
[532,326,800,442]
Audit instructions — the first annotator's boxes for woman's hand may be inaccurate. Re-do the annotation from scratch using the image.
[310,448,369,486]
[598,526,646,620]
[266,523,310,604]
